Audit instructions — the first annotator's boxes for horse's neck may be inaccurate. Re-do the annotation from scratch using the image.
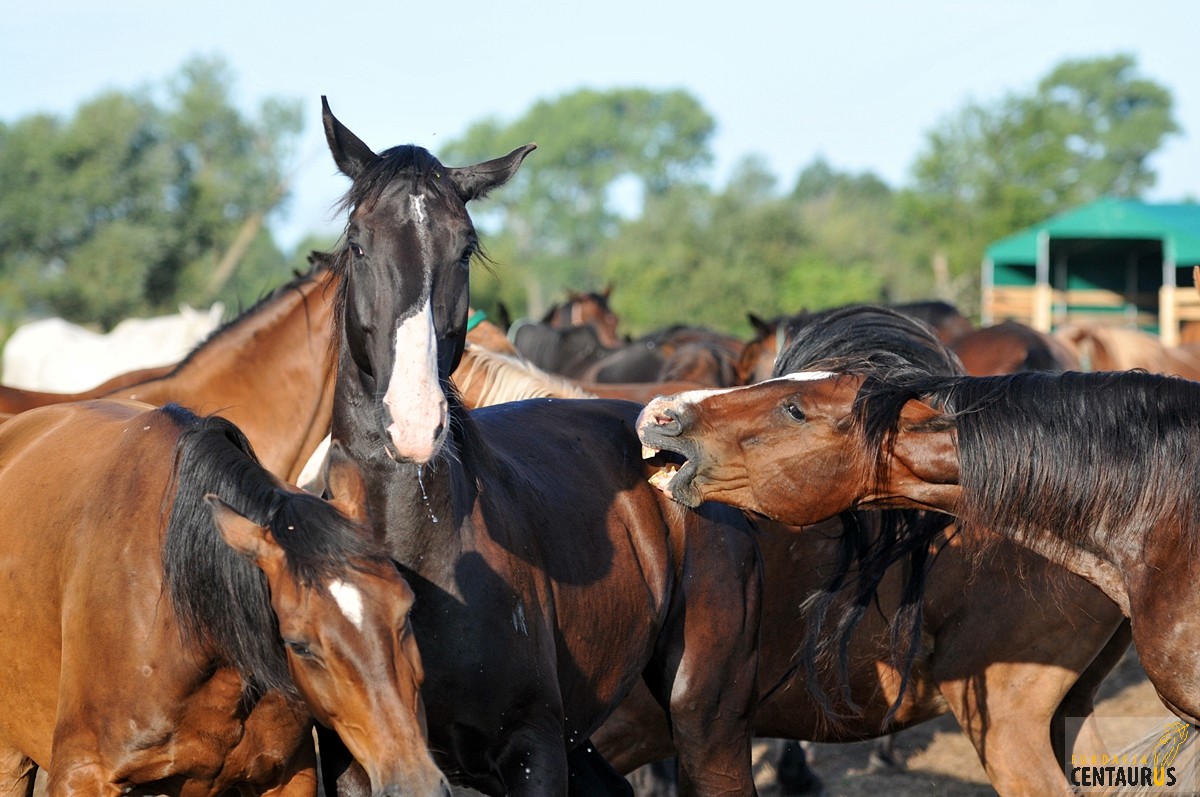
[881,427,963,513]
[116,273,338,481]
[332,358,469,570]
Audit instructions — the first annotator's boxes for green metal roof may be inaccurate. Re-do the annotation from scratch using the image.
[986,198,1200,266]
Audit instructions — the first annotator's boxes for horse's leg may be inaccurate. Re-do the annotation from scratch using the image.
[0,748,35,797]
[259,740,319,797]
[316,725,371,797]
[938,662,1079,797]
[773,742,824,797]
[493,723,570,797]
[626,760,677,797]
[865,734,904,773]
[652,541,761,797]
[43,760,121,797]
[1052,619,1132,766]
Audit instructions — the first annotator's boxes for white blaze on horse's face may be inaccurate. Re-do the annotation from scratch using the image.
[382,298,447,464]
[667,370,838,408]
[328,579,365,631]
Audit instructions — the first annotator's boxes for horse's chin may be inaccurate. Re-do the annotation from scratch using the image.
[665,461,704,508]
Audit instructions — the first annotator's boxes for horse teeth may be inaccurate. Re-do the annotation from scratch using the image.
[642,444,658,460]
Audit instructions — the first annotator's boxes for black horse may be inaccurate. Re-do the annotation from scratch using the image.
[315,99,764,797]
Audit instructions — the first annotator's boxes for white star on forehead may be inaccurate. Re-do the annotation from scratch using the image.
[329,579,364,630]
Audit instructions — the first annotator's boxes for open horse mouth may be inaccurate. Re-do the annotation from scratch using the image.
[636,405,704,507]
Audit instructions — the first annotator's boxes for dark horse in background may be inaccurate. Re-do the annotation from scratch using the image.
[620,306,1130,797]
[315,99,764,797]
[0,400,445,797]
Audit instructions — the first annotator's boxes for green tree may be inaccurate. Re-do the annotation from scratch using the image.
[440,87,715,316]
[599,156,885,336]
[901,53,1179,308]
[0,55,302,328]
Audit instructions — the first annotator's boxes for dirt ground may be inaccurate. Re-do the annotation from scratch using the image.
[768,645,1169,797]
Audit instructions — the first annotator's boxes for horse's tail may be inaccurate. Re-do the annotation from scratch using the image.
[158,403,372,698]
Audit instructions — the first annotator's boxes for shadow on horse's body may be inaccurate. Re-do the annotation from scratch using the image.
[622,306,1130,797]
[317,99,763,797]
[0,400,444,797]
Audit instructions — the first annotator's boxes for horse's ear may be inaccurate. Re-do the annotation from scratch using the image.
[446,143,537,202]
[898,397,942,431]
[602,283,614,299]
[322,96,378,179]
[206,495,285,574]
[747,313,772,338]
[326,442,370,524]
[893,400,959,485]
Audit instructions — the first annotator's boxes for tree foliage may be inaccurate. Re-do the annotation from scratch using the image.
[902,53,1179,307]
[0,55,302,329]
[598,156,889,336]
[441,87,715,314]
[0,54,1179,339]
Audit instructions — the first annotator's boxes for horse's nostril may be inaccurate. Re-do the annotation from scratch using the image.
[433,422,444,441]
[654,413,674,426]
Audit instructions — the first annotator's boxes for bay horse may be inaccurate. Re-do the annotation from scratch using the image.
[950,319,1081,376]
[636,360,1200,735]
[317,98,763,797]
[542,286,623,349]
[596,306,1127,796]
[0,399,445,797]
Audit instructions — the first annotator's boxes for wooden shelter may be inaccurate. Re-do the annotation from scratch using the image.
[982,198,1200,344]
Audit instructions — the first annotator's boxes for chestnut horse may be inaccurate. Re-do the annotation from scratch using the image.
[636,363,1200,751]
[317,99,763,797]
[0,400,444,797]
[1054,321,1200,379]
[598,306,1126,797]
[0,259,339,482]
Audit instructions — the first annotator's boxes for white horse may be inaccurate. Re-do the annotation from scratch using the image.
[2,303,224,391]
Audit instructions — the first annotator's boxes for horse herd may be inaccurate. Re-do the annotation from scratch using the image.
[0,98,1195,797]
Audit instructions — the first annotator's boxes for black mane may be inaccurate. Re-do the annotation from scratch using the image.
[159,403,389,699]
[771,304,959,725]
[858,370,1200,561]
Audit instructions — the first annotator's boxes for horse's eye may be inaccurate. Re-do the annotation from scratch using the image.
[783,401,805,423]
[349,242,365,259]
[286,639,315,658]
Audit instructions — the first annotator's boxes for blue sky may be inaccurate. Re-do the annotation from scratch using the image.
[4,1,1197,251]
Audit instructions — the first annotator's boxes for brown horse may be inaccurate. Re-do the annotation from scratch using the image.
[0,400,445,797]
[951,320,1081,376]
[0,362,176,414]
[317,98,764,797]
[636,362,1200,747]
[542,286,623,349]
[595,306,1127,797]
[0,259,340,482]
